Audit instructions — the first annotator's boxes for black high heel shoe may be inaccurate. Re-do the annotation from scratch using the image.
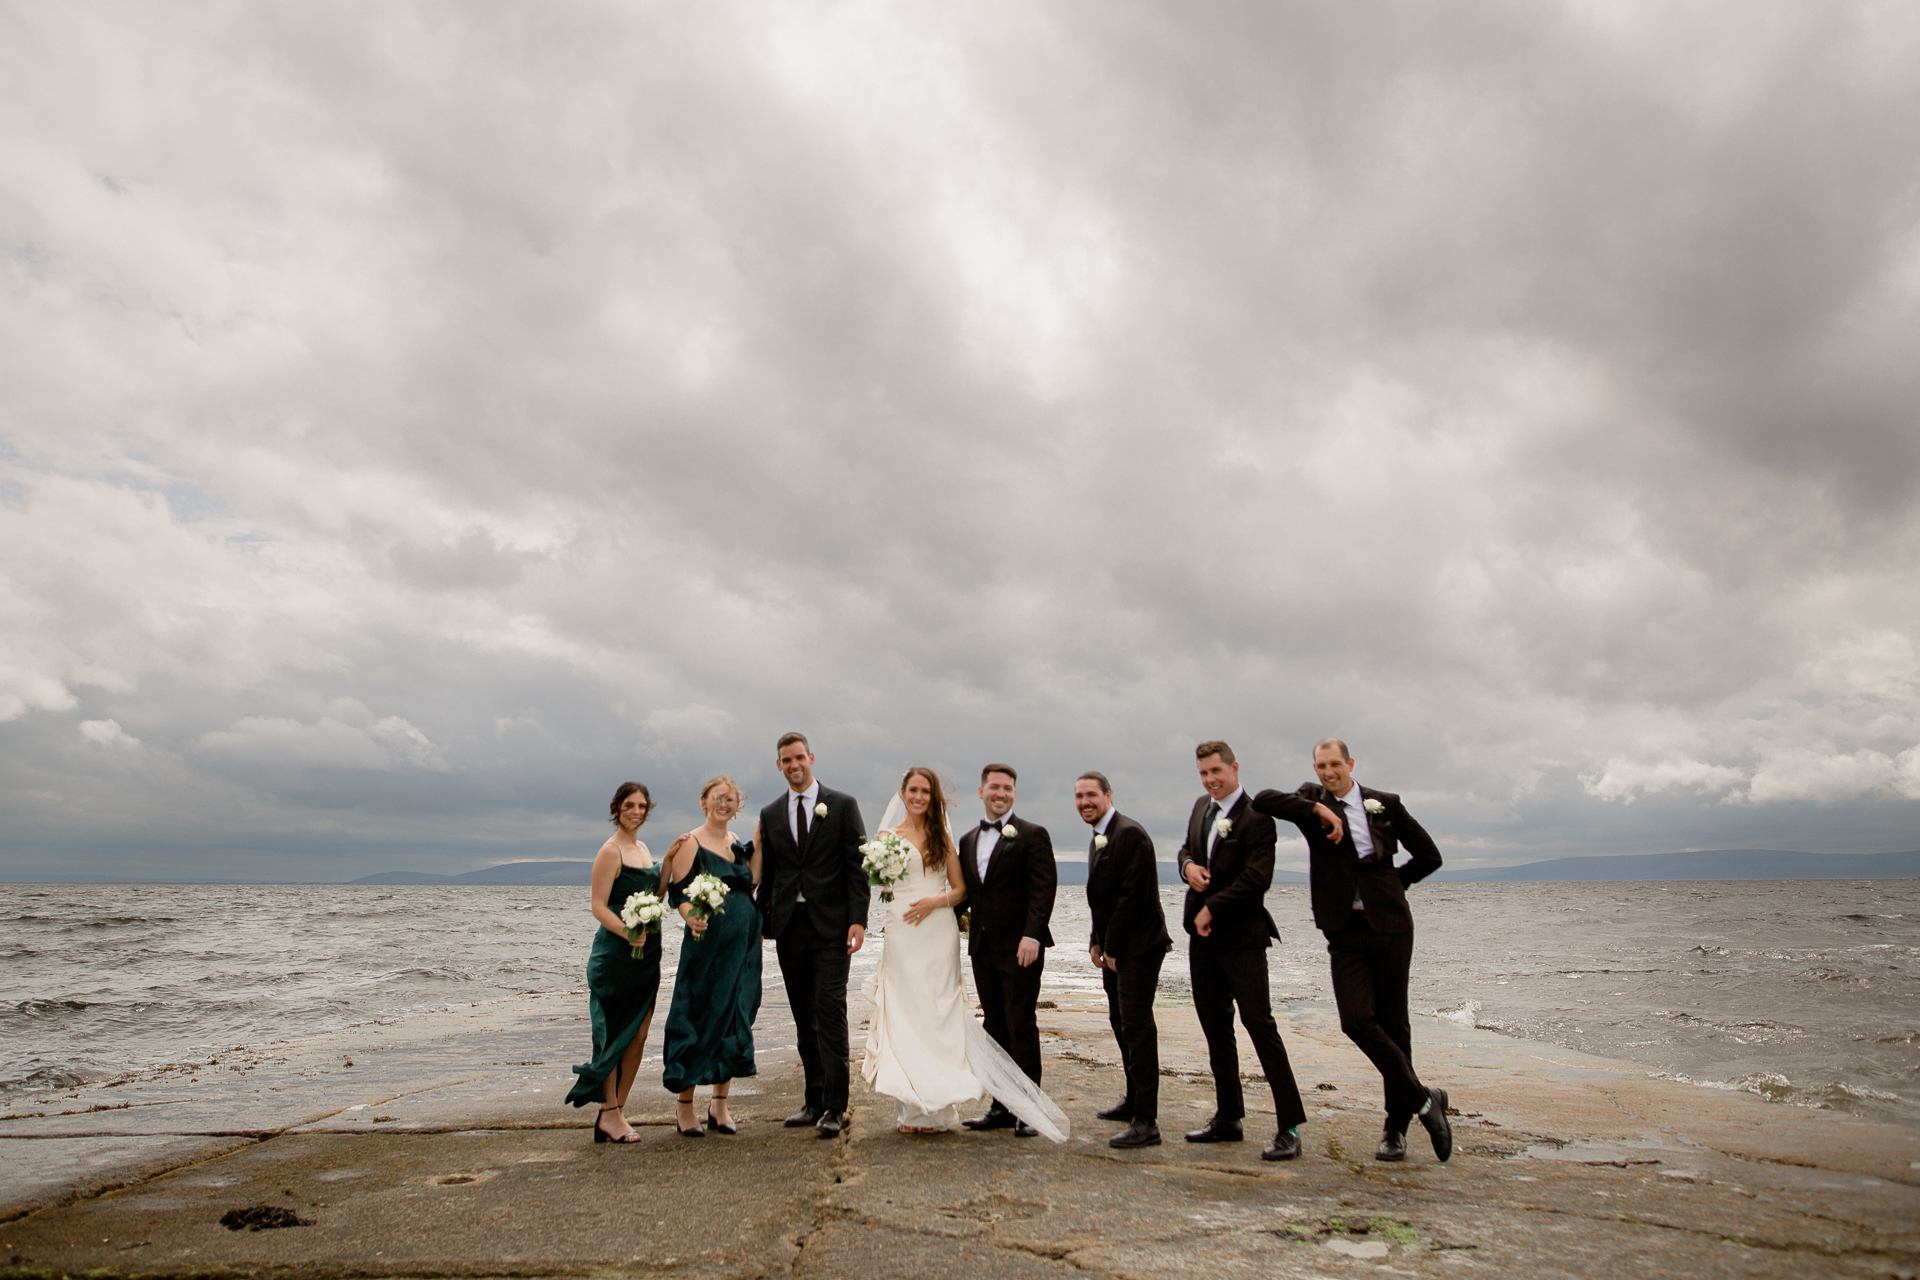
[706,1106,737,1136]
[675,1101,705,1137]
[594,1108,641,1144]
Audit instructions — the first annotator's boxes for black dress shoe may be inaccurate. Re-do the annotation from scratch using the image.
[783,1106,824,1128]
[1014,1121,1039,1138]
[1183,1116,1245,1143]
[1261,1129,1301,1161]
[1109,1120,1161,1149]
[815,1111,843,1138]
[961,1107,1017,1131]
[1095,1100,1135,1122]
[1376,1126,1407,1161]
[1418,1087,1452,1162]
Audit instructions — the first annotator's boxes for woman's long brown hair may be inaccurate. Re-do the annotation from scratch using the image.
[899,766,954,873]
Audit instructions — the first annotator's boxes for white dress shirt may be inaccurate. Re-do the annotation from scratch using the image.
[974,815,1004,882]
[1092,808,1116,838]
[789,780,821,901]
[1204,786,1244,859]
[1333,784,1373,908]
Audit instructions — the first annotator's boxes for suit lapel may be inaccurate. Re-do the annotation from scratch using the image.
[1358,786,1387,856]
[1189,798,1209,865]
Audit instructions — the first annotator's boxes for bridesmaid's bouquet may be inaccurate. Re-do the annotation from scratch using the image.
[681,872,730,940]
[620,891,667,958]
[860,832,915,903]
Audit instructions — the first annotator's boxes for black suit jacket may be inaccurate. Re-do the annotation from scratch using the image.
[755,785,870,941]
[956,813,1057,957]
[1253,783,1440,936]
[1085,811,1171,962]
[1173,791,1291,948]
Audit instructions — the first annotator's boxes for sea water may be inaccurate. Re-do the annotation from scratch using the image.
[4,879,1915,1123]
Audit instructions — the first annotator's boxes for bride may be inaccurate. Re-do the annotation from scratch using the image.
[862,767,1069,1141]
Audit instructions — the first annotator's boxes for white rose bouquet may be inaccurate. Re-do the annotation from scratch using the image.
[860,832,916,903]
[619,890,667,958]
[680,872,730,939]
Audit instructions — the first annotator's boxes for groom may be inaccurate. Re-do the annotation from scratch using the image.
[956,763,1057,1138]
[754,732,869,1138]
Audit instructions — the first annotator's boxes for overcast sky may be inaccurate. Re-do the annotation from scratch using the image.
[3,2,1917,882]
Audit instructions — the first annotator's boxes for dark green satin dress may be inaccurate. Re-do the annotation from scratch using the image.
[566,862,663,1107]
[661,842,762,1093]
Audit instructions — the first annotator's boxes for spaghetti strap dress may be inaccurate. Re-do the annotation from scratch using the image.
[565,862,663,1107]
[661,842,762,1093]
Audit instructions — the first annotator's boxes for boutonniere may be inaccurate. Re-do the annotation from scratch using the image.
[814,802,828,818]
[1363,798,1386,815]
[1001,823,1017,839]
[1214,817,1232,838]
[1093,834,1108,850]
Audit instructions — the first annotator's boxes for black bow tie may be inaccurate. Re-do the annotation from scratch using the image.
[982,818,1002,830]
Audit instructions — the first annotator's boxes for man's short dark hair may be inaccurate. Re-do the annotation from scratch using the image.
[1314,737,1351,762]
[776,731,810,753]
[1076,770,1111,794]
[1195,740,1235,765]
[981,763,1017,784]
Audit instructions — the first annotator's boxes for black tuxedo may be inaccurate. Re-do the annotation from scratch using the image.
[1171,790,1306,1130]
[756,784,869,1114]
[956,813,1058,1086]
[1084,811,1169,1121]
[1254,782,1442,1127]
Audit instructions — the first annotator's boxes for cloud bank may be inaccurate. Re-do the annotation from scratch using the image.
[3,2,1917,880]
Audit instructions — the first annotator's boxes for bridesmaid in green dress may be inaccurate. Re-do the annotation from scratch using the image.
[566,781,664,1142]
[660,775,763,1137]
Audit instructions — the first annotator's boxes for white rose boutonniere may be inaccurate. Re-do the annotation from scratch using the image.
[1363,798,1386,815]
[1093,834,1108,850]
[1001,823,1017,839]
[1214,817,1232,838]
[814,802,829,819]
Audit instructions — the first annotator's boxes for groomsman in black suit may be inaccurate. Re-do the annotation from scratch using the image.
[956,763,1058,1137]
[753,732,869,1138]
[1077,770,1172,1149]
[1254,737,1450,1162]
[1176,740,1343,1161]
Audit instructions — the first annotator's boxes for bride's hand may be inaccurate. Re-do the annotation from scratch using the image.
[902,896,939,925]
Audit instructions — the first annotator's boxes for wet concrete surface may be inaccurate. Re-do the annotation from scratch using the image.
[3,973,1917,1278]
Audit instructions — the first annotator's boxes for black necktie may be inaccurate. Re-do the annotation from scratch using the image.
[795,796,810,848]
[1202,800,1221,866]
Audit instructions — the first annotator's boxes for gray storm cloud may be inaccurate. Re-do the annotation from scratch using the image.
[2,1,1917,881]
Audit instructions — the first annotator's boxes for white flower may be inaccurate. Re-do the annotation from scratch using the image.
[1093,834,1108,850]
[1364,798,1386,815]
[814,802,829,818]
[1214,817,1232,838]
[1002,823,1017,839]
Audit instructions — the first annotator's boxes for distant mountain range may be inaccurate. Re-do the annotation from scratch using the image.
[352,848,1919,886]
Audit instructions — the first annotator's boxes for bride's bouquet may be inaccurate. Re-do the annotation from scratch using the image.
[619,891,667,958]
[860,832,915,903]
[681,872,730,940]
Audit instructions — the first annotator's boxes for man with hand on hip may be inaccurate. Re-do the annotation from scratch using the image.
[1253,737,1451,1163]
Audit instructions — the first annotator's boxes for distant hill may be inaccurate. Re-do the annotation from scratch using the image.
[1433,848,1920,883]
[351,849,1919,887]
[353,860,595,886]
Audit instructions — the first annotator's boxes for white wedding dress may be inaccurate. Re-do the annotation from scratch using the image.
[861,838,1069,1142]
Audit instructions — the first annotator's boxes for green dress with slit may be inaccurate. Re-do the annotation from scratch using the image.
[566,863,663,1107]
[661,842,762,1093]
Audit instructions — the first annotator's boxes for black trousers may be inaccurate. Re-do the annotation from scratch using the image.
[1189,942,1306,1129]
[1327,917,1426,1126]
[972,947,1046,1088]
[775,905,851,1114]
[1102,947,1164,1121]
